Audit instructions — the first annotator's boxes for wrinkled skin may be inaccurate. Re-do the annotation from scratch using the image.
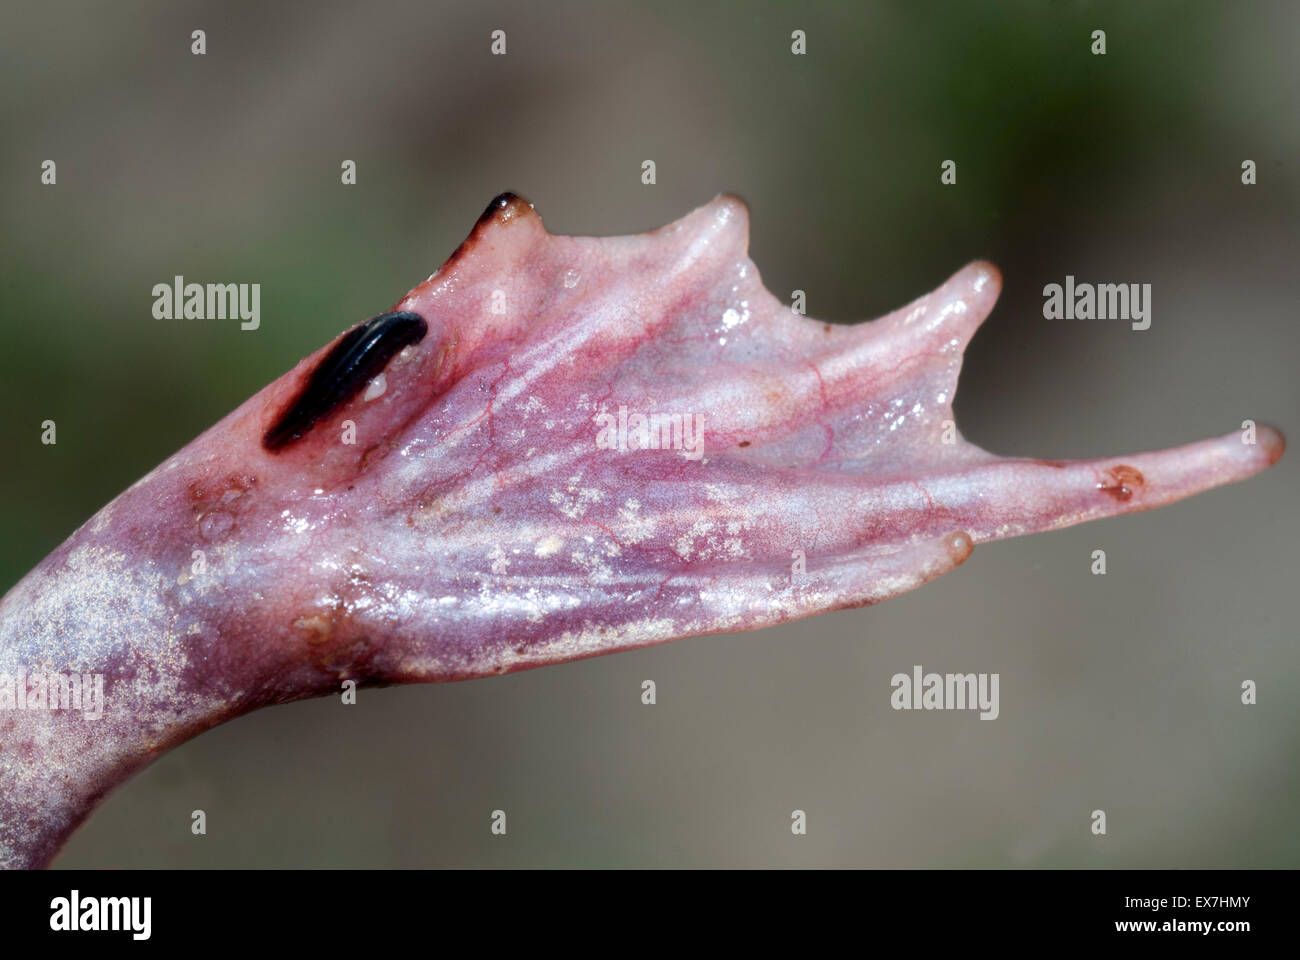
[0,194,1284,868]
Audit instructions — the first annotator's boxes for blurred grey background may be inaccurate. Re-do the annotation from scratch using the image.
[1,0,1296,867]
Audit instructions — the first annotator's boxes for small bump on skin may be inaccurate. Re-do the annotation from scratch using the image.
[1098,464,1145,501]
[363,373,388,401]
[945,532,974,565]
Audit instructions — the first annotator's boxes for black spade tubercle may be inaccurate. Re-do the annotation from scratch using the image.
[262,311,428,451]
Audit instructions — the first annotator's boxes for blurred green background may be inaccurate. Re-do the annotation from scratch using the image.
[2,0,1296,866]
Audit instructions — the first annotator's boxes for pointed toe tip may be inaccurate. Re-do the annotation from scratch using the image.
[479,191,535,226]
[956,260,1001,303]
[971,260,1001,292]
[716,191,750,214]
[435,192,541,273]
[709,193,751,234]
[1257,424,1286,465]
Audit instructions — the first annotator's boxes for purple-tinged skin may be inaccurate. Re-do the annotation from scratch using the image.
[0,194,1284,868]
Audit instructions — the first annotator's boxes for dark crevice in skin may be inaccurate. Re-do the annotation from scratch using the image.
[262,311,428,451]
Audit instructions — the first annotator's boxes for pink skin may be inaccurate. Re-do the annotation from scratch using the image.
[0,194,1284,869]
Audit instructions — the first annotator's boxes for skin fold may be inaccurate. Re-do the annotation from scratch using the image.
[0,193,1284,869]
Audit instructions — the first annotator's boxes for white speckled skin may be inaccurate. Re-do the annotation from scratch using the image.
[0,194,1283,867]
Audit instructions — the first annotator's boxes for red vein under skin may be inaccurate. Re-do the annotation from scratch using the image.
[0,194,1284,868]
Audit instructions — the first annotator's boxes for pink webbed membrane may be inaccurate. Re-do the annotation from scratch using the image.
[0,193,1283,867]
